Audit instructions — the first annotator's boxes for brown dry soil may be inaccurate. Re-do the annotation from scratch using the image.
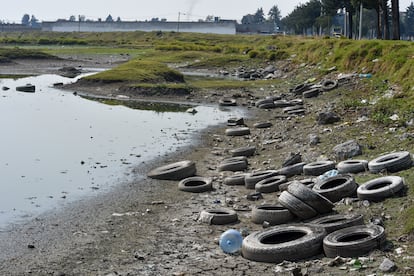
[0,54,413,276]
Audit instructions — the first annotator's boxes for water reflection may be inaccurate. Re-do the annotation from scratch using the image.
[0,74,243,228]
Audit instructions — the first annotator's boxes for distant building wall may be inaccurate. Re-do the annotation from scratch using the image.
[41,21,236,35]
[236,23,275,34]
[0,24,35,32]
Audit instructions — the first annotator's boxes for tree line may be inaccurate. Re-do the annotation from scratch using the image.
[242,1,414,40]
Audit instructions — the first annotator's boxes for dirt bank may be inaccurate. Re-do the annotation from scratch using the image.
[0,55,413,275]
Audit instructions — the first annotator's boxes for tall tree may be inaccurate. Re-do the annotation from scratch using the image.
[105,14,114,22]
[321,0,355,38]
[391,0,400,39]
[405,2,414,38]
[21,14,30,25]
[268,5,282,27]
[254,8,265,23]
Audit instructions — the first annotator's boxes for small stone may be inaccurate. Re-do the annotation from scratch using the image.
[362,200,370,207]
[262,221,270,228]
[309,134,320,145]
[379,258,396,272]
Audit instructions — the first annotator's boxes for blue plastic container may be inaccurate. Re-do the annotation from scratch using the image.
[219,229,243,254]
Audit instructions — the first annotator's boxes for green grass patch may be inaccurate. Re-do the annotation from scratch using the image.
[84,59,184,83]
[0,47,55,61]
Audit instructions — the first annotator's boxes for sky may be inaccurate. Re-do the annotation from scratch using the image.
[1,0,413,23]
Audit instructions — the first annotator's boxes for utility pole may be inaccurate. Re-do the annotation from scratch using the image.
[359,2,363,40]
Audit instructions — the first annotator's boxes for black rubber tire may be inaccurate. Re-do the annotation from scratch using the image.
[321,79,338,91]
[178,176,213,193]
[258,102,276,109]
[337,159,368,174]
[312,174,357,203]
[255,98,274,107]
[299,178,318,189]
[219,98,237,106]
[198,208,238,225]
[255,175,287,193]
[287,109,306,115]
[303,88,320,98]
[273,100,293,108]
[251,204,296,225]
[289,99,304,105]
[225,127,251,136]
[218,156,248,172]
[368,151,413,173]
[227,117,245,126]
[242,224,326,263]
[276,162,306,178]
[287,181,334,214]
[292,83,311,95]
[357,176,405,202]
[244,170,279,189]
[323,225,386,258]
[282,105,304,113]
[278,191,318,220]
[303,161,336,176]
[223,173,246,186]
[309,213,365,234]
[147,160,196,180]
[230,146,256,157]
[253,122,272,129]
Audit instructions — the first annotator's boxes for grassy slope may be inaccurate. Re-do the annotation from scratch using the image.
[1,31,413,235]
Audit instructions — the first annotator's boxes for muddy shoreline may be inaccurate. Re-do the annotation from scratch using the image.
[1,55,412,275]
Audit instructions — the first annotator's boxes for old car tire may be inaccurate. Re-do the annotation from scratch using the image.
[357,176,405,202]
[309,213,364,233]
[312,174,357,203]
[368,151,413,173]
[219,98,237,106]
[225,127,251,136]
[303,88,320,98]
[255,175,287,193]
[321,79,338,91]
[198,208,238,225]
[223,173,246,186]
[242,224,326,263]
[178,176,213,193]
[230,146,256,157]
[251,204,296,225]
[323,225,386,258]
[278,191,318,220]
[244,170,279,189]
[303,161,336,176]
[147,160,196,180]
[276,162,306,178]
[287,181,334,214]
[253,122,272,129]
[337,159,368,174]
[218,156,248,172]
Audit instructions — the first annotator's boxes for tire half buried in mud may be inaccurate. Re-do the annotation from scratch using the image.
[242,224,326,263]
[147,160,196,180]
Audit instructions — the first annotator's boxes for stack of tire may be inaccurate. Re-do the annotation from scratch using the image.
[242,216,386,263]
[278,181,334,220]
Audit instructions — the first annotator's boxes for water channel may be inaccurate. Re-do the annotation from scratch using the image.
[0,73,243,228]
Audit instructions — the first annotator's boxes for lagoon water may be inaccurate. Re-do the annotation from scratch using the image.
[0,74,243,228]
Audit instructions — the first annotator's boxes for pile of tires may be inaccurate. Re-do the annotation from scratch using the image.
[278,181,334,220]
